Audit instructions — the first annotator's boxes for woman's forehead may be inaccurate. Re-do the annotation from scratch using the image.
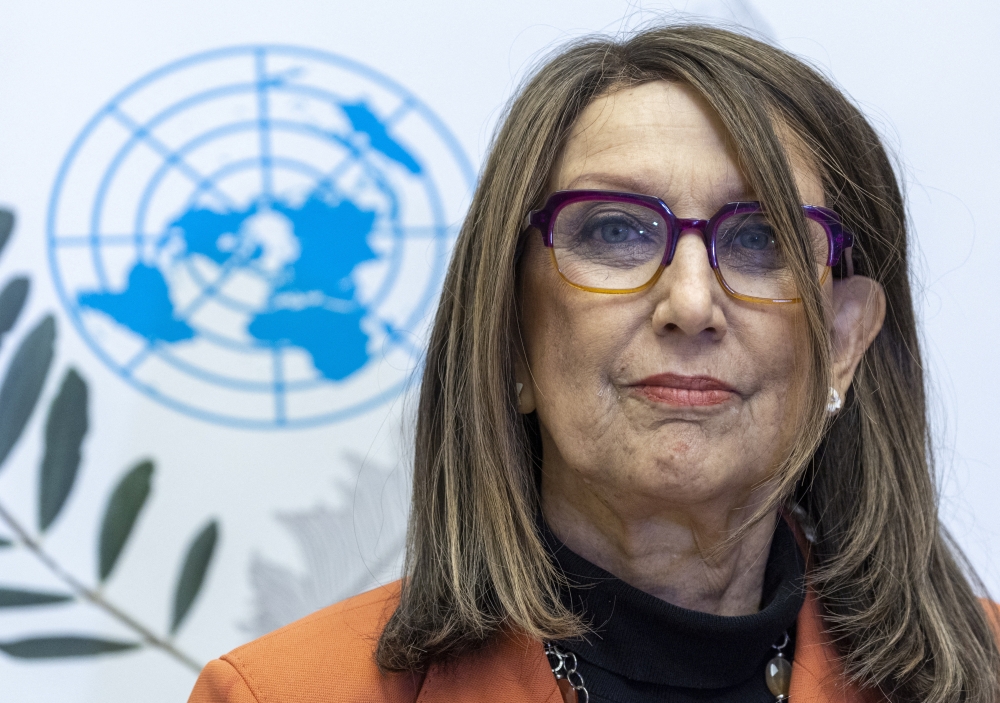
[551,80,824,210]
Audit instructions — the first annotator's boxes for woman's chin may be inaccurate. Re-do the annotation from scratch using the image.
[568,439,770,504]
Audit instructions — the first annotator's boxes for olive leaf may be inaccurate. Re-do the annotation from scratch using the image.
[0,210,13,260]
[171,520,218,634]
[0,315,55,471]
[38,369,88,532]
[98,460,153,582]
[0,277,29,349]
[0,587,73,607]
[0,636,139,658]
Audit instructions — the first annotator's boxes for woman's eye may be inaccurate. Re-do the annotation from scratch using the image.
[598,222,639,243]
[583,216,643,244]
[736,228,774,251]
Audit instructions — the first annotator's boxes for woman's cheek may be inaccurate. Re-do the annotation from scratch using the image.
[737,314,809,463]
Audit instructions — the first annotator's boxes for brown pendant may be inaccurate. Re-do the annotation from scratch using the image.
[765,654,792,701]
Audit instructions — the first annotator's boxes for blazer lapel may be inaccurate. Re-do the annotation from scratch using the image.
[416,631,565,703]
[789,586,880,703]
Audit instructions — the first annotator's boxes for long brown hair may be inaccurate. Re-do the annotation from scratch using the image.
[376,25,1000,702]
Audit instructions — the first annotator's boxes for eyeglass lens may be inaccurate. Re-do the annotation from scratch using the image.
[551,200,830,299]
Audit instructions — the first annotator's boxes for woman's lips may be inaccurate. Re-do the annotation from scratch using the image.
[629,373,737,407]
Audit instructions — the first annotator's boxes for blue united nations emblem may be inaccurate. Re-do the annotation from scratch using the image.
[47,46,474,428]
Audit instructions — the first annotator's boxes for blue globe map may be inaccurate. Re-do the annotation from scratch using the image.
[80,180,384,382]
[47,46,473,428]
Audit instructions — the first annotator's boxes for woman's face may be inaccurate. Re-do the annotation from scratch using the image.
[519,81,828,522]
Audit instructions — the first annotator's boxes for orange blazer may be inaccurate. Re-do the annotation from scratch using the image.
[188,579,887,703]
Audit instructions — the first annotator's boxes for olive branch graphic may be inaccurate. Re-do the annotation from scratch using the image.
[0,208,216,673]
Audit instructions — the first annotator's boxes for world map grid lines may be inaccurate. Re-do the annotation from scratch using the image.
[46,46,471,428]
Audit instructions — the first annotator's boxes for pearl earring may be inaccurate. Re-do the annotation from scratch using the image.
[827,387,842,413]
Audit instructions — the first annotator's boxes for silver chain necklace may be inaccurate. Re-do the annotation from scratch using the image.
[545,642,589,703]
[546,631,791,703]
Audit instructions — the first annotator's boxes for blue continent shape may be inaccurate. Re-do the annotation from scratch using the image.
[341,102,422,174]
[250,195,380,381]
[248,307,368,381]
[272,196,377,300]
[169,202,259,265]
[79,263,195,343]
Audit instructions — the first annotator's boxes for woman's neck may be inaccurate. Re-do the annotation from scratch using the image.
[541,472,778,617]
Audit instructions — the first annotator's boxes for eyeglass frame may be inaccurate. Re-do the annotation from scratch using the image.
[525,189,855,304]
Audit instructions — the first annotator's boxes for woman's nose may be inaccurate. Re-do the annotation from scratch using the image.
[650,231,726,339]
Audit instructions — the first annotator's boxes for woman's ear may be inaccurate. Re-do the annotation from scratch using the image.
[514,354,537,414]
[830,274,886,399]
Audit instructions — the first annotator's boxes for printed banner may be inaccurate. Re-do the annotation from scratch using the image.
[0,2,996,701]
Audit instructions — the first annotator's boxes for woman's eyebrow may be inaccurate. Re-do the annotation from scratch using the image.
[562,172,752,202]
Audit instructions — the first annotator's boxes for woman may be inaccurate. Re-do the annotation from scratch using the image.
[189,25,1000,703]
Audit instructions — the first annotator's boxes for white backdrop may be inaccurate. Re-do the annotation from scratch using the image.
[0,1,997,701]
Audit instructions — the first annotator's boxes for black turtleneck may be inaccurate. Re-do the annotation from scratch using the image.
[542,518,806,703]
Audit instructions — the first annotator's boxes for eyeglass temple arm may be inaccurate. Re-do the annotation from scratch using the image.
[527,210,549,230]
[835,228,855,278]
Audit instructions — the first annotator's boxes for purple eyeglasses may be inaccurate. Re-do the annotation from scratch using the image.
[527,190,854,304]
